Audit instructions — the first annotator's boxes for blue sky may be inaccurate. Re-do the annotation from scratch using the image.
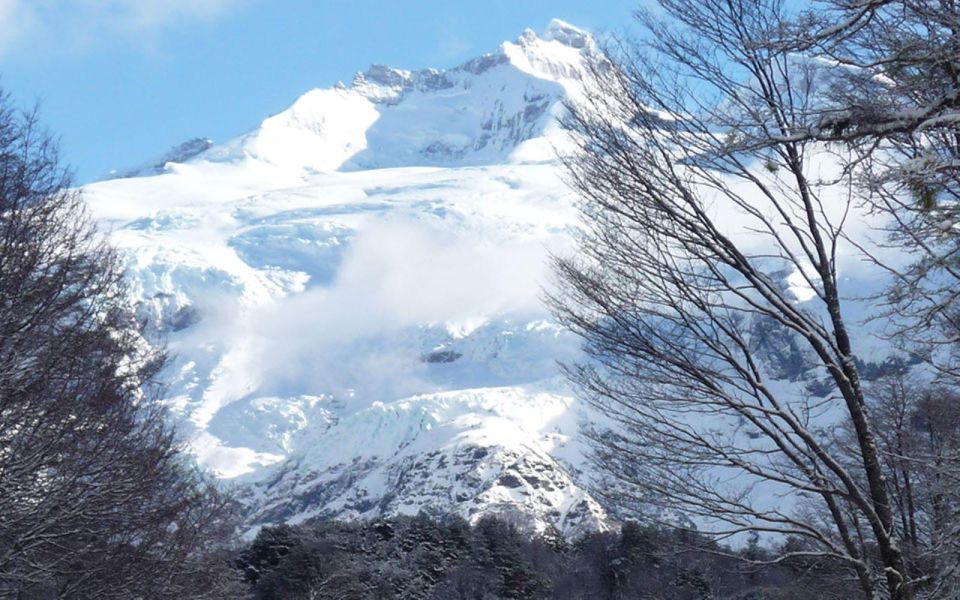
[0,1,641,183]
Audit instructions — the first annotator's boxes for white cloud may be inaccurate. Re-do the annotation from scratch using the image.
[216,215,563,403]
[72,0,239,28]
[0,0,36,56]
[0,0,243,58]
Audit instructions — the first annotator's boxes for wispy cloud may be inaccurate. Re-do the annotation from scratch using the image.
[202,214,567,404]
[0,0,244,58]
[0,0,35,57]
[76,0,239,27]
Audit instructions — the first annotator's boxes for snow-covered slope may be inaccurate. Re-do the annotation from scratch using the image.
[84,20,611,537]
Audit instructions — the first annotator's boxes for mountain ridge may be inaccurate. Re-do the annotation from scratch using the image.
[107,19,597,179]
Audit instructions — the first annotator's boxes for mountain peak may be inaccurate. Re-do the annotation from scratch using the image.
[224,20,597,172]
[351,19,595,104]
[83,19,611,539]
[542,19,592,49]
[515,19,594,51]
[113,21,597,177]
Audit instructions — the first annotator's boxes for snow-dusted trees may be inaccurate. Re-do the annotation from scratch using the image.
[0,93,241,599]
[841,375,960,596]
[550,1,927,597]
[803,0,960,385]
[237,515,830,599]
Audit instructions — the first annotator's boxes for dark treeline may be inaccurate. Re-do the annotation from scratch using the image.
[236,515,858,600]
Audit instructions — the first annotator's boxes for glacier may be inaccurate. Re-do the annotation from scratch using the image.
[83,19,613,537]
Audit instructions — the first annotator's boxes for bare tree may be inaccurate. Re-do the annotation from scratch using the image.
[550,1,922,597]
[0,91,240,598]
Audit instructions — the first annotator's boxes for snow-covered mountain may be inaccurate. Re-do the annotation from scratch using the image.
[83,20,611,537]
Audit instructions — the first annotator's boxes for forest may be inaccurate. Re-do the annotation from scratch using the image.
[236,515,858,600]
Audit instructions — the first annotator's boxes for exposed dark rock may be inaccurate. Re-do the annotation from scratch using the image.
[423,349,463,364]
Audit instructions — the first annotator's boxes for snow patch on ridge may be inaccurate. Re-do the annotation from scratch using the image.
[243,386,605,538]
[542,19,593,49]
[204,88,380,172]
